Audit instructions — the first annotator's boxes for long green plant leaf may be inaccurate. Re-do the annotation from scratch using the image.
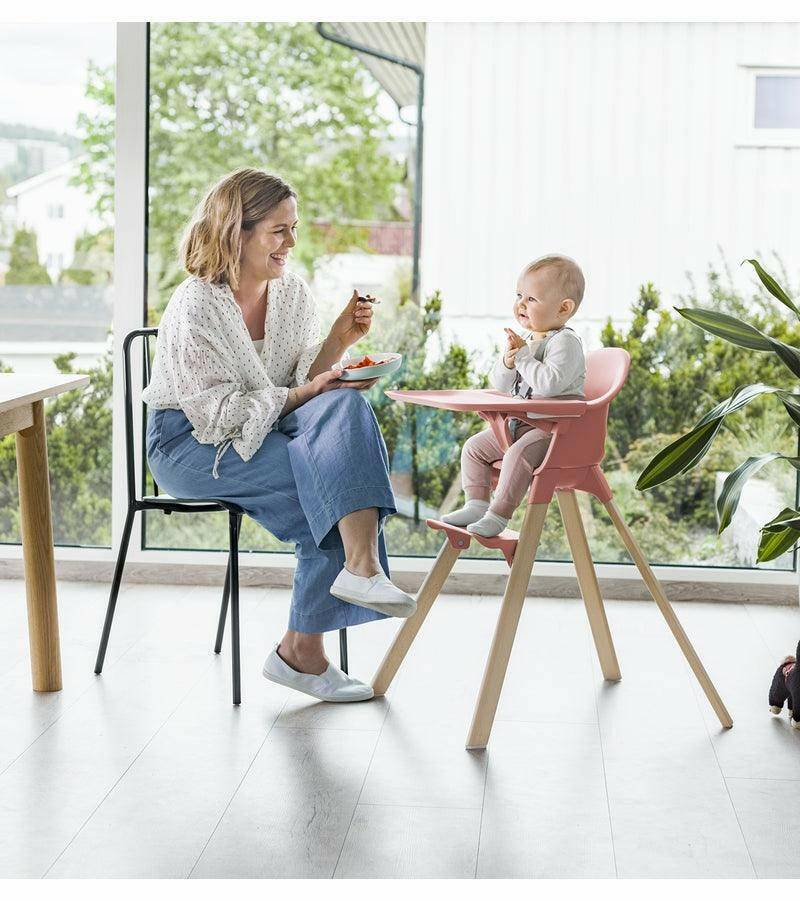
[638,384,788,491]
[744,259,800,318]
[766,336,800,378]
[758,507,800,563]
[675,308,772,351]
[763,508,800,533]
[696,383,783,426]
[780,393,800,429]
[716,454,800,534]
[636,419,722,490]
[676,307,800,379]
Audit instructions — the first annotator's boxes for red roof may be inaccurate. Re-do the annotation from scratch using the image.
[314,220,413,256]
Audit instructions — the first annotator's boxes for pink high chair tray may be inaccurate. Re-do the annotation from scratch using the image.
[384,388,587,418]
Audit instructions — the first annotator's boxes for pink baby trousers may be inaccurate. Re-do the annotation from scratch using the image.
[460,419,552,518]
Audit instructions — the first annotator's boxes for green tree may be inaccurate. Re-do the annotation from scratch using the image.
[72,22,405,315]
[5,227,51,285]
[59,227,114,285]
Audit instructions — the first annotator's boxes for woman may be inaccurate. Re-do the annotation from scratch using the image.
[142,167,414,703]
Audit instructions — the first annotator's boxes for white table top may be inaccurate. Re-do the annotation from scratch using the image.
[0,373,90,414]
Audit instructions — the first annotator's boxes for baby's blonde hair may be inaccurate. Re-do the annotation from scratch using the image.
[522,254,585,308]
[179,167,296,290]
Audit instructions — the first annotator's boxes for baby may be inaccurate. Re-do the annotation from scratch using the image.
[442,254,586,538]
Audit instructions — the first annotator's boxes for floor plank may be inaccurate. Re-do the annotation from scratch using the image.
[477,720,615,878]
[726,777,800,877]
[335,804,481,878]
[677,602,800,782]
[46,593,287,878]
[592,600,755,878]
[189,725,379,878]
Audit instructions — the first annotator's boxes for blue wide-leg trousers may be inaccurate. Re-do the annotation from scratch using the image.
[146,389,397,632]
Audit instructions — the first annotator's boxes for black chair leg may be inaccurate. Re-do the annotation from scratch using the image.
[339,628,348,674]
[95,506,136,674]
[214,560,231,654]
[229,513,242,705]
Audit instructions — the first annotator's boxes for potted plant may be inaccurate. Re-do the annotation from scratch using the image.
[637,260,800,565]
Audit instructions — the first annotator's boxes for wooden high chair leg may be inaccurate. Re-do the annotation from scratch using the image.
[372,539,462,697]
[466,502,549,750]
[557,490,621,682]
[603,499,733,729]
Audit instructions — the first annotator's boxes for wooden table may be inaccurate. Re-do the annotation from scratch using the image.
[0,373,90,692]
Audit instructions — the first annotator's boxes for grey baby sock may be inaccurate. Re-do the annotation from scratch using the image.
[466,510,510,538]
[441,498,490,526]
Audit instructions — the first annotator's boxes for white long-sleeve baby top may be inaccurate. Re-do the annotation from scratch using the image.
[489,325,586,408]
[142,271,349,476]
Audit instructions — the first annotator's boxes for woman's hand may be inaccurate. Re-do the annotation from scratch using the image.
[328,290,376,349]
[309,366,379,397]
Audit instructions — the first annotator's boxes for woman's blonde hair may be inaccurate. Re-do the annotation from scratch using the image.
[179,167,296,289]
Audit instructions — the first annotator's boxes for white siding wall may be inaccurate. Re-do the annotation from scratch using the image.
[421,22,800,355]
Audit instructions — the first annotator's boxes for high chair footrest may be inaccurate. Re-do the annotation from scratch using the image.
[426,518,519,567]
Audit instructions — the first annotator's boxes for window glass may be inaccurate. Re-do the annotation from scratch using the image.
[755,75,800,129]
[143,23,796,571]
[0,24,115,547]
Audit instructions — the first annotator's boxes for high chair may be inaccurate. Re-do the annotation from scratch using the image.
[374,347,732,749]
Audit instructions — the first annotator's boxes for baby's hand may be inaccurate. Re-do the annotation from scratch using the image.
[504,327,526,351]
[502,328,526,368]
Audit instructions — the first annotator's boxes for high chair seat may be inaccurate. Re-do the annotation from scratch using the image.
[375,347,732,750]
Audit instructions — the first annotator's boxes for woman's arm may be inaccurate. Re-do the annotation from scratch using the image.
[305,333,351,383]
[291,286,351,389]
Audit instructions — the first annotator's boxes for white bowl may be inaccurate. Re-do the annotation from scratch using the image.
[338,352,403,381]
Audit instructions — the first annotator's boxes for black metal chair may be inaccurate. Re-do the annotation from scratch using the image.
[94,327,349,705]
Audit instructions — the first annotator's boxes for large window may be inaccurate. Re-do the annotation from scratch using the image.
[0,24,115,547]
[138,22,797,572]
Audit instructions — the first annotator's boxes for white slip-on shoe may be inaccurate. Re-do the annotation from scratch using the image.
[330,567,417,618]
[262,645,374,703]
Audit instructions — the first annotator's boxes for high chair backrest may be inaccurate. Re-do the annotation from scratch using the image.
[538,346,630,473]
[583,346,631,408]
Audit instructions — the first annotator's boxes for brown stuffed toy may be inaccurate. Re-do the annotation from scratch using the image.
[769,642,800,730]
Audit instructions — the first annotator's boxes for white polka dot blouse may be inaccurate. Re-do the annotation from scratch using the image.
[142,271,350,471]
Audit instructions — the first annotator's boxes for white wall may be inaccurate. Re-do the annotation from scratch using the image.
[421,22,800,356]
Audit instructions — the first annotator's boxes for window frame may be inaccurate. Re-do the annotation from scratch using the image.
[737,64,800,148]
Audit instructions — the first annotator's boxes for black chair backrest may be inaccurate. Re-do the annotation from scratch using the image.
[122,327,158,504]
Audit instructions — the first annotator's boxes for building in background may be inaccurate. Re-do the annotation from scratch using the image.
[0,135,70,179]
[6,156,100,281]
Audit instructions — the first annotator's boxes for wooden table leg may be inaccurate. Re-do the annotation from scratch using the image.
[557,490,621,681]
[604,498,732,729]
[466,502,549,750]
[15,400,62,692]
[372,539,462,696]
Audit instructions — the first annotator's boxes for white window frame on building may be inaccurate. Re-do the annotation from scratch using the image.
[738,64,800,148]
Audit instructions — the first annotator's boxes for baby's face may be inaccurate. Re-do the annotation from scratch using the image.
[513,268,575,334]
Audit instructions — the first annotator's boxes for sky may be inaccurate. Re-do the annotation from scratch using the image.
[0,23,115,134]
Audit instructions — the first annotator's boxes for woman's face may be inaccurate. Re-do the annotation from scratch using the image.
[240,195,298,281]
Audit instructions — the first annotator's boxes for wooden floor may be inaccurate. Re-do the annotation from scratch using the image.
[0,578,799,879]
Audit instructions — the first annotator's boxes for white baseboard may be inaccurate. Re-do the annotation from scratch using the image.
[0,557,794,606]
